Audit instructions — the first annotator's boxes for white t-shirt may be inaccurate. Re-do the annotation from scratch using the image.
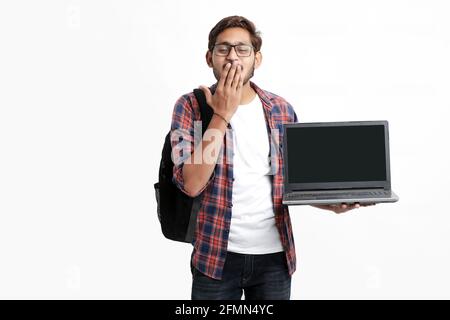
[227,94,284,254]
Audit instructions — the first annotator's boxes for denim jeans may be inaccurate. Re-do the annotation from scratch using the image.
[191,251,291,300]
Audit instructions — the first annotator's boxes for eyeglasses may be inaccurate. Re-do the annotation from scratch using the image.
[212,43,254,57]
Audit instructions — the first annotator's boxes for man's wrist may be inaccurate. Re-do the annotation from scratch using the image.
[213,112,230,126]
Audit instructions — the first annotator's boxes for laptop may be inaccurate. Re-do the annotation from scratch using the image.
[282,121,399,205]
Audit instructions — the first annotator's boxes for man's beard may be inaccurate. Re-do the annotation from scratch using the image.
[212,62,255,86]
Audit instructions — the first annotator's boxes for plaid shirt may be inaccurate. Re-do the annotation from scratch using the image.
[170,82,298,280]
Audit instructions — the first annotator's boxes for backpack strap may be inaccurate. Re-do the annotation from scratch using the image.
[183,89,214,243]
[193,88,214,135]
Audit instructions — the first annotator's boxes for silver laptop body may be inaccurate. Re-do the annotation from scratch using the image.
[282,121,399,205]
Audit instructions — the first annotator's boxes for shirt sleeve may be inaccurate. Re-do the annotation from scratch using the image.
[170,94,215,197]
[287,102,298,123]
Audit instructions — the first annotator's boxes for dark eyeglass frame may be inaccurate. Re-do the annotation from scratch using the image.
[212,43,254,57]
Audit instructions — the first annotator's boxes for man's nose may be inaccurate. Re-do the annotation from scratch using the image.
[226,47,240,61]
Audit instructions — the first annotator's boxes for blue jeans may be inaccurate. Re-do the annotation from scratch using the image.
[191,251,291,300]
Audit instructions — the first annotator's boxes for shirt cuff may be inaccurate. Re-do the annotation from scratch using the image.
[172,163,216,198]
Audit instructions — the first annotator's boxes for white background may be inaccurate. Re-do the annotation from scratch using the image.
[1,0,449,299]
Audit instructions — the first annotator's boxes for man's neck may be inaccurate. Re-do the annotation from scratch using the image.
[239,82,257,105]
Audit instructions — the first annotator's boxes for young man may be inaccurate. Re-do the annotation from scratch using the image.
[170,16,368,300]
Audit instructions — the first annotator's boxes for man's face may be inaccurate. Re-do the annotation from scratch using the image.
[206,27,262,85]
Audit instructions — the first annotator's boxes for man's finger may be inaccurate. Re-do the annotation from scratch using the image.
[217,63,231,90]
[225,62,238,88]
[199,86,213,106]
[238,68,244,90]
[232,64,242,89]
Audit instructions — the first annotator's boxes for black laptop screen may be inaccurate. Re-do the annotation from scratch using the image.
[286,125,387,183]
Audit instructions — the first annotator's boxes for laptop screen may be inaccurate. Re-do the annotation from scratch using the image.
[285,124,387,184]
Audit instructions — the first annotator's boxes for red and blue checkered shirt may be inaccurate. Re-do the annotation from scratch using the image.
[171,82,298,280]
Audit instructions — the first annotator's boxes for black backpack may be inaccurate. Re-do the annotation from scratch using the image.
[154,89,213,243]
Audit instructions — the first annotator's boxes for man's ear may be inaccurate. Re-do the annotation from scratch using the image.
[206,51,213,68]
[254,51,262,70]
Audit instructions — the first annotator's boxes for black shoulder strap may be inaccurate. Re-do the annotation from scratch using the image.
[193,88,214,135]
[184,89,214,243]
